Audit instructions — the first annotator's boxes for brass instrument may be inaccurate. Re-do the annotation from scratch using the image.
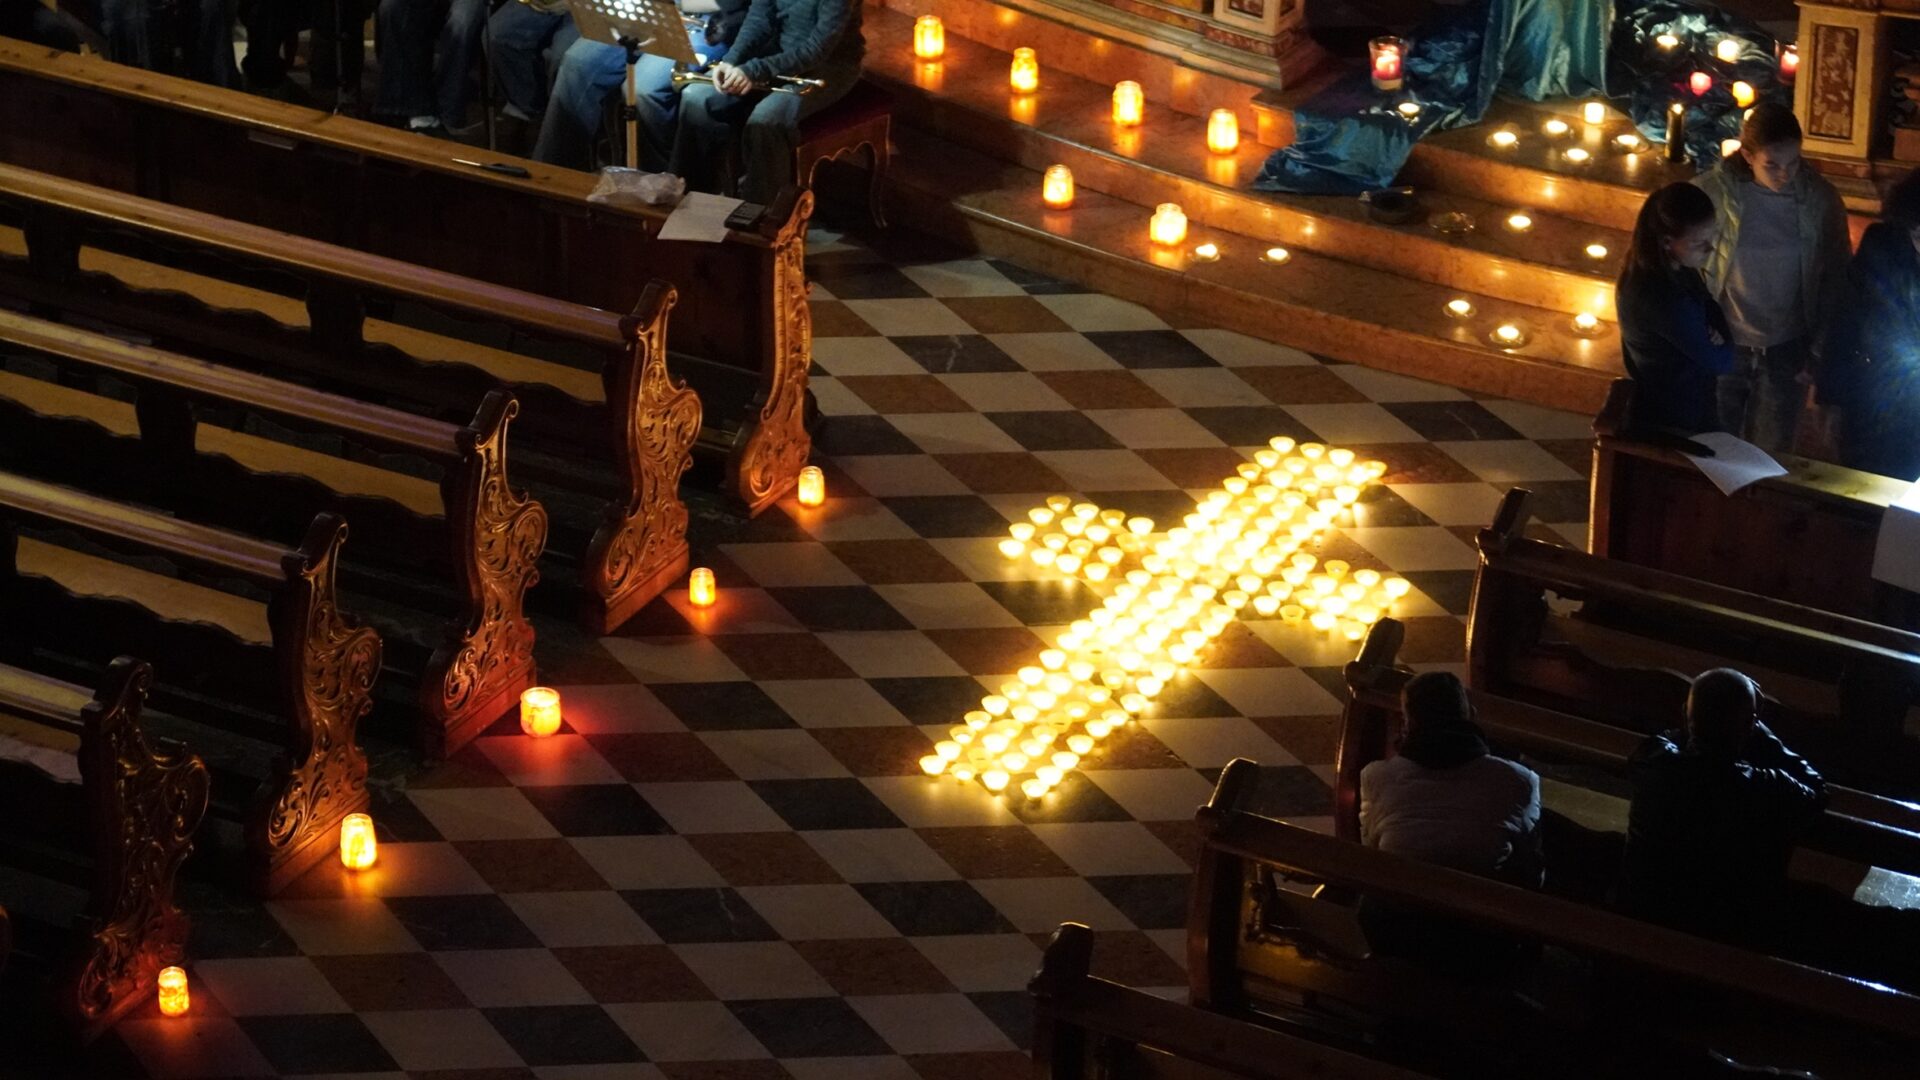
[670,70,823,95]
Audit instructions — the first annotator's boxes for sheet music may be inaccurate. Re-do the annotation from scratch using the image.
[658,191,744,243]
[1682,432,1787,496]
[1872,479,1920,594]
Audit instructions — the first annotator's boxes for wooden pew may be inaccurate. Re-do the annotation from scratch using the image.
[1338,618,1920,883]
[1190,759,1920,1079]
[1031,922,1436,1080]
[0,161,693,632]
[0,476,379,895]
[0,39,813,515]
[1588,377,1920,631]
[0,657,208,1039]
[1470,486,1920,801]
[0,310,543,756]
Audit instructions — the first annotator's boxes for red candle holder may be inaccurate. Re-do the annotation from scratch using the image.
[1778,42,1798,85]
[1689,71,1712,96]
[1370,37,1405,92]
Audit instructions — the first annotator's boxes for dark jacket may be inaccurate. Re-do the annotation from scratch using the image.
[1620,723,1825,947]
[1617,263,1736,434]
[1819,222,1920,480]
[1693,154,1852,351]
[706,0,752,48]
[727,0,863,84]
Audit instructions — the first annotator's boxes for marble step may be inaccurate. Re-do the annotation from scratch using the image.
[886,124,1624,414]
[865,7,1629,317]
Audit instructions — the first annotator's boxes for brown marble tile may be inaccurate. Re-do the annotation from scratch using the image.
[1249,714,1344,767]
[810,726,938,777]
[1036,370,1172,409]
[840,375,974,413]
[793,937,957,995]
[916,825,1075,879]
[1538,437,1596,478]
[1234,366,1370,405]
[311,953,470,1011]
[1135,446,1251,488]
[685,832,844,886]
[589,732,738,783]
[554,944,715,1003]
[1079,727,1186,770]
[1303,532,1391,573]
[922,626,1051,675]
[409,743,514,789]
[907,1052,1031,1080]
[933,452,1069,494]
[1086,929,1187,985]
[941,295,1072,333]
[713,633,860,681]
[1351,442,1482,484]
[825,539,971,584]
[810,299,882,336]
[454,839,610,892]
[659,1061,795,1080]
[1188,622,1291,670]
[409,1070,536,1080]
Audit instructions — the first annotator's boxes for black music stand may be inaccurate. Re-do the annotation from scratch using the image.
[569,0,701,168]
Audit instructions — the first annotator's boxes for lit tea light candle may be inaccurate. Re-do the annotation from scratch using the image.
[519,686,561,737]
[1689,71,1711,96]
[688,567,716,607]
[1149,203,1187,246]
[1779,43,1798,84]
[1487,129,1519,149]
[1383,576,1412,598]
[1506,212,1532,232]
[1207,108,1239,153]
[795,465,825,507]
[1716,37,1742,63]
[1720,137,1742,157]
[1369,36,1404,91]
[913,15,944,60]
[157,966,190,1017]
[339,812,377,870]
[1543,118,1570,138]
[1010,47,1039,93]
[1192,242,1220,261]
[1586,243,1609,260]
[1731,80,1755,108]
[1445,298,1475,319]
[1262,246,1291,264]
[1564,147,1591,165]
[1396,101,1421,119]
[920,754,946,775]
[1582,101,1606,125]
[1042,164,1074,209]
[1112,80,1144,126]
[1613,132,1642,151]
[982,769,1010,792]
[1491,323,1527,347]
[1656,32,1680,50]
[1572,312,1601,335]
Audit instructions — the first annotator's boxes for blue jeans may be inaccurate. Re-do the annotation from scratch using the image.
[669,61,858,203]
[1716,339,1808,455]
[486,3,578,119]
[101,0,237,86]
[535,25,724,170]
[376,0,489,125]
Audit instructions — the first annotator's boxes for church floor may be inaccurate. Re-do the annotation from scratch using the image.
[38,223,1594,1079]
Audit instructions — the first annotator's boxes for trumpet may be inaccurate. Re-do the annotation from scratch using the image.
[670,69,823,95]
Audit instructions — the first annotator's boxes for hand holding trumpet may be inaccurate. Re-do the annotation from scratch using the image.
[709,61,753,96]
[671,67,823,95]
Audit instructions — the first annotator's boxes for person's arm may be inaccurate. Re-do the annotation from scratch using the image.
[1809,184,1855,353]
[1643,285,1736,377]
[735,0,856,82]
[723,0,775,66]
[1743,718,1825,792]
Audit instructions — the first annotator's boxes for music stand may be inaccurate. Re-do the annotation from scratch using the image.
[569,0,703,169]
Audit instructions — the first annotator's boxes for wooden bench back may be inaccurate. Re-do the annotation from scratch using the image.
[1589,377,1920,631]
[1190,761,1920,1075]
[1031,922,1435,1080]
[1470,486,1920,798]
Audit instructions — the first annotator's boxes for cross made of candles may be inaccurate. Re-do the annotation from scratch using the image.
[920,437,1407,799]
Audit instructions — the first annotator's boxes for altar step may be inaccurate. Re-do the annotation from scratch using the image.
[887,127,1624,412]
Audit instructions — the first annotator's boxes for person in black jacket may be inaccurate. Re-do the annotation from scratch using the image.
[1818,170,1920,480]
[0,0,81,50]
[667,0,862,202]
[1617,183,1736,435]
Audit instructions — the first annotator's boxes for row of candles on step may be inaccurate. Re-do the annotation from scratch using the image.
[1369,35,1795,94]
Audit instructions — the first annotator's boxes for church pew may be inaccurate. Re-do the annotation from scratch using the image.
[1189,759,1920,1079]
[0,310,544,757]
[0,657,208,1040]
[1031,922,1436,1080]
[1338,617,1920,883]
[1469,486,1920,801]
[0,39,813,515]
[0,162,694,632]
[0,476,380,895]
[1588,377,1920,632]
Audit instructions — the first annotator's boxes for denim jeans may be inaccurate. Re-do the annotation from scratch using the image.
[101,0,238,86]
[375,0,489,125]
[668,60,858,203]
[1716,339,1808,454]
[486,2,578,119]
[536,25,724,170]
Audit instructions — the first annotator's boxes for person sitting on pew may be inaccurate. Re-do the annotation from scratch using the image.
[1621,669,1825,946]
[374,0,488,136]
[1617,182,1735,436]
[535,0,749,169]
[1817,170,1920,482]
[98,0,239,86]
[0,0,81,50]
[666,0,863,203]
[487,0,578,130]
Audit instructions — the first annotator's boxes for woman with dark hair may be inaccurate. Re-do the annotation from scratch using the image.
[1817,172,1920,480]
[1617,182,1735,435]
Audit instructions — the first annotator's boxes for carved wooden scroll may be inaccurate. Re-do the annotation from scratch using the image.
[256,513,380,896]
[69,657,209,1039]
[584,282,700,634]
[734,190,815,516]
[425,390,546,756]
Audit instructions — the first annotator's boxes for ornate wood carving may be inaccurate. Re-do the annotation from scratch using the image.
[584,283,699,633]
[255,513,379,895]
[69,657,209,1038]
[734,191,815,516]
[425,390,546,756]
[1810,23,1861,141]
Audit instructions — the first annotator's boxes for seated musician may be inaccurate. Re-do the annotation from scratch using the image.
[665,0,863,202]
[487,0,580,128]
[375,0,489,135]
[1818,170,1920,481]
[98,0,238,86]
[536,0,750,169]
[241,0,370,106]
[0,0,80,49]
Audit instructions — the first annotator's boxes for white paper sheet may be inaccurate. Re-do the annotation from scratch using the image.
[658,192,745,243]
[1682,431,1788,496]
[1872,479,1920,594]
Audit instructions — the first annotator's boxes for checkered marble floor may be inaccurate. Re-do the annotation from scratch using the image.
[26,226,1595,1079]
